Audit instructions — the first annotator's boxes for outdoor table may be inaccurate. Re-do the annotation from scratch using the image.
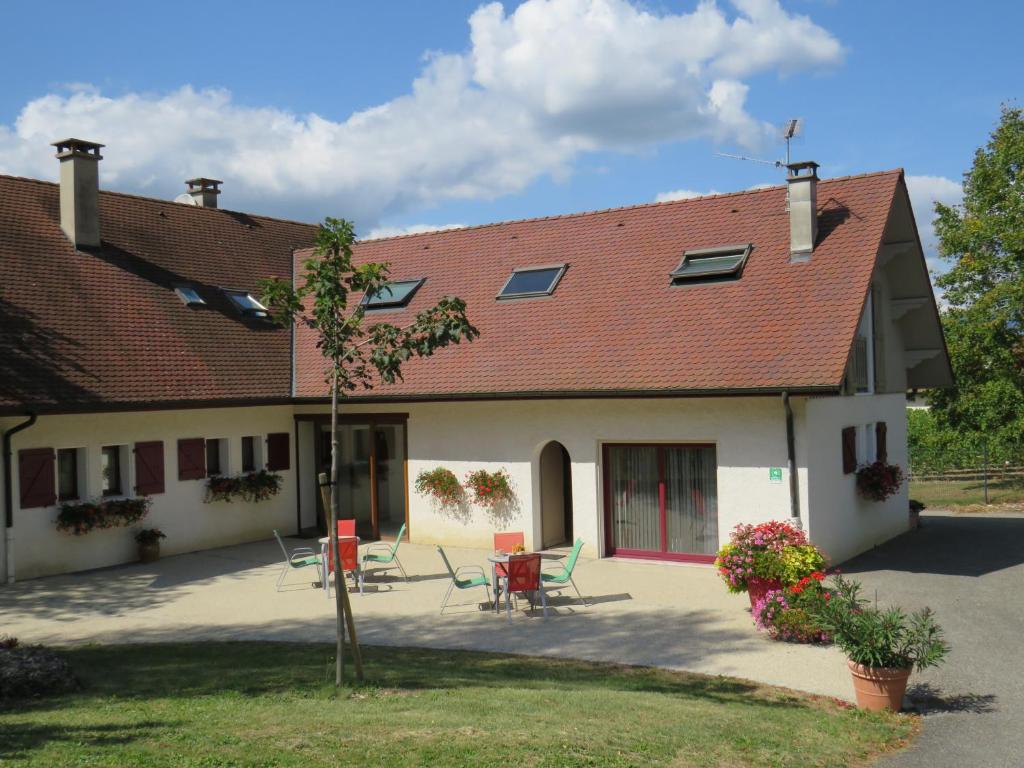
[319,535,361,597]
[486,552,509,613]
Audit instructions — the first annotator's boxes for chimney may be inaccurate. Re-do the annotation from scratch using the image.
[185,177,222,208]
[786,160,818,260]
[52,138,104,249]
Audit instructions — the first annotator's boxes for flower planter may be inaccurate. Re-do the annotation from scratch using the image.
[747,577,783,609]
[138,541,161,564]
[847,661,911,711]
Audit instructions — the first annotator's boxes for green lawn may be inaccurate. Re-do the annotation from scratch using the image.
[910,477,1024,508]
[0,643,912,768]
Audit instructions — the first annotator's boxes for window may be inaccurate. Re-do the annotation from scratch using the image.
[670,244,751,283]
[101,445,124,496]
[224,290,269,318]
[858,423,877,464]
[362,278,425,309]
[241,436,262,473]
[497,265,566,299]
[173,285,206,307]
[57,448,81,501]
[853,292,875,394]
[206,438,225,477]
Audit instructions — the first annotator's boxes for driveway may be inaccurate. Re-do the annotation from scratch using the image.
[843,511,1024,768]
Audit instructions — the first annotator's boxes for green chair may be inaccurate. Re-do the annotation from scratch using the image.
[437,546,492,614]
[541,538,588,606]
[272,530,321,592]
[362,523,410,583]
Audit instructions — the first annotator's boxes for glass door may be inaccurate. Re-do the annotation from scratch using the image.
[604,443,718,562]
[373,424,406,539]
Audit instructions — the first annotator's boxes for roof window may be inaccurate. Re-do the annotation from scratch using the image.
[174,285,206,307]
[497,265,567,299]
[670,244,752,284]
[362,278,425,310]
[224,290,269,318]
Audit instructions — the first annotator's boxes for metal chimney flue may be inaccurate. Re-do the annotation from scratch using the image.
[185,177,222,208]
[786,160,818,261]
[52,138,104,249]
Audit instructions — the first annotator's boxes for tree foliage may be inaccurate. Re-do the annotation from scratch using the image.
[928,106,1024,461]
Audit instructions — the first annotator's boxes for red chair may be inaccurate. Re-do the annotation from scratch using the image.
[493,531,525,579]
[325,537,363,595]
[337,519,356,538]
[501,553,547,622]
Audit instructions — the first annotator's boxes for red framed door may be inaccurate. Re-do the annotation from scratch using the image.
[602,443,719,563]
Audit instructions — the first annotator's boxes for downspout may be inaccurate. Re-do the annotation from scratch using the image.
[781,393,802,530]
[3,413,37,584]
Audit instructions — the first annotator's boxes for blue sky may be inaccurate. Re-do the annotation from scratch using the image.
[0,0,1020,265]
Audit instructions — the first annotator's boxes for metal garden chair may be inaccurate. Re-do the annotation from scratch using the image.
[362,523,410,584]
[437,546,492,614]
[540,537,588,606]
[272,529,321,592]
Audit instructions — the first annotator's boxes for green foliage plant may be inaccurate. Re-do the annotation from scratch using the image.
[414,467,463,509]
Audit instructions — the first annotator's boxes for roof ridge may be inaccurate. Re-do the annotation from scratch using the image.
[0,172,319,230]
[353,168,904,246]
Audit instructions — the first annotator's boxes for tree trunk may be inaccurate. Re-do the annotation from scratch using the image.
[329,370,345,686]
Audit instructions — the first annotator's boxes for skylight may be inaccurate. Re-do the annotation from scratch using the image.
[670,244,752,284]
[174,285,206,307]
[224,290,269,318]
[362,278,425,309]
[498,265,567,299]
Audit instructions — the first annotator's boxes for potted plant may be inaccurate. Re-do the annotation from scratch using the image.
[752,572,832,644]
[414,467,463,509]
[809,574,948,711]
[135,528,166,563]
[715,521,826,608]
[909,498,925,529]
[856,461,905,502]
[464,469,514,508]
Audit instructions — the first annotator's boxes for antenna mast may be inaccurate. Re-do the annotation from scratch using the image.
[714,118,804,169]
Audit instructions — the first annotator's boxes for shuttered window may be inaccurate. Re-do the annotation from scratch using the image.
[266,432,290,471]
[876,422,888,464]
[206,439,223,477]
[177,438,206,480]
[134,441,165,495]
[57,448,80,502]
[19,448,56,508]
[842,427,857,474]
[101,446,124,496]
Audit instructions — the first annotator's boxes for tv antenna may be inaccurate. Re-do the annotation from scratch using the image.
[715,118,803,169]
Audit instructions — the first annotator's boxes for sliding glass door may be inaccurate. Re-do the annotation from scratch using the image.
[604,443,719,562]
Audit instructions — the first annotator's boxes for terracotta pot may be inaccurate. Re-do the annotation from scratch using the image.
[747,577,784,609]
[847,660,911,711]
[909,510,920,530]
[138,541,161,564]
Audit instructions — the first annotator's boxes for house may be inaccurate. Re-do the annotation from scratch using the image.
[0,139,951,582]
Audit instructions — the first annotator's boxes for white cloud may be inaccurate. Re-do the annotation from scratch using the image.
[655,188,721,202]
[905,174,962,273]
[363,223,467,240]
[0,0,843,228]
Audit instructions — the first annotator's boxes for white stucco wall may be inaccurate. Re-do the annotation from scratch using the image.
[5,406,298,580]
[802,393,909,564]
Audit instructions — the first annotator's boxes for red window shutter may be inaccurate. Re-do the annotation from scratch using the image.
[266,432,290,471]
[134,441,165,495]
[177,438,206,480]
[19,448,56,508]
[841,427,857,475]
[876,422,888,463]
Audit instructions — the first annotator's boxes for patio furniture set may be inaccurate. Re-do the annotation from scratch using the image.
[274,526,586,621]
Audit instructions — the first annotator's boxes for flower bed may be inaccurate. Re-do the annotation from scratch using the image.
[856,461,905,502]
[753,572,832,644]
[205,470,282,503]
[464,469,514,508]
[0,636,79,700]
[56,497,151,536]
[414,467,463,508]
[715,521,826,594]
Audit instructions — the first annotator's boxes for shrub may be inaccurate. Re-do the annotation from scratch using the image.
[856,461,905,502]
[753,575,831,644]
[205,470,282,503]
[464,469,514,508]
[56,497,151,536]
[414,467,463,508]
[807,574,949,670]
[135,528,166,545]
[715,521,824,593]
[0,643,79,700]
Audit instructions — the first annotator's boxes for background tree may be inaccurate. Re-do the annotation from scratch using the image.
[927,106,1024,467]
[261,218,477,686]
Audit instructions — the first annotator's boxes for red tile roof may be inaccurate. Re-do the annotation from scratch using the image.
[0,175,318,414]
[295,170,904,400]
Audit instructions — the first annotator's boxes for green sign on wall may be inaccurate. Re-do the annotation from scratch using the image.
[769,467,783,483]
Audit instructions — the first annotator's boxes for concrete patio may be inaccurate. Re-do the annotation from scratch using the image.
[0,537,853,701]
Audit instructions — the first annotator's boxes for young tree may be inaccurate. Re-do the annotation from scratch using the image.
[260,218,477,686]
[928,106,1024,465]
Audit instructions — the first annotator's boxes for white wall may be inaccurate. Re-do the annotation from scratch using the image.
[802,393,909,564]
[7,406,298,580]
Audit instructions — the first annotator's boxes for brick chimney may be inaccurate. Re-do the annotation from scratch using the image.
[52,138,103,249]
[185,177,222,208]
[786,160,818,261]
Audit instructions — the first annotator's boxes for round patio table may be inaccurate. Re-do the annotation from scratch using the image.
[486,552,510,613]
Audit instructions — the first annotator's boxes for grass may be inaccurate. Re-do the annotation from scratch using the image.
[0,643,913,768]
[910,476,1024,509]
